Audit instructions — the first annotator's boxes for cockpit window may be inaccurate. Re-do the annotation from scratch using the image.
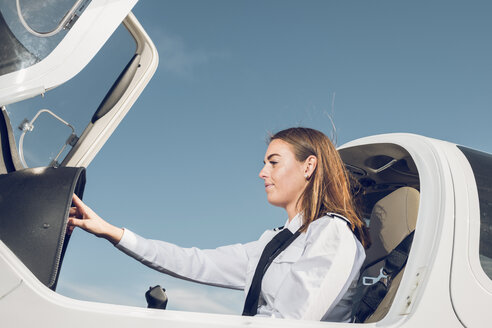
[4,22,136,167]
[0,0,90,76]
[458,146,492,280]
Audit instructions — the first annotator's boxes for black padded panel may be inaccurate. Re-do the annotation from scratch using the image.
[0,167,85,290]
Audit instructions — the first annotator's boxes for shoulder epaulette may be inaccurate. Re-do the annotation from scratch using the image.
[326,212,351,225]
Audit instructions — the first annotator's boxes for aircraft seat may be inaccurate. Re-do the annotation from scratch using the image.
[355,186,420,322]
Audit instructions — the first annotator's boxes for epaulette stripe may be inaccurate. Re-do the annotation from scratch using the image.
[327,212,351,225]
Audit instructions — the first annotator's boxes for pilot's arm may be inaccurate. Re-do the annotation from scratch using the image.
[115,228,261,290]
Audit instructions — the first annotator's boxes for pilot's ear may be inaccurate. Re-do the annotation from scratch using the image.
[304,155,317,178]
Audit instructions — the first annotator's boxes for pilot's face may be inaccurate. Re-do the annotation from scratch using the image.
[259,139,308,215]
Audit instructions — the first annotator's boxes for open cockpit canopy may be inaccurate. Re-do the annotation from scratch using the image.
[0,0,157,295]
[0,0,157,169]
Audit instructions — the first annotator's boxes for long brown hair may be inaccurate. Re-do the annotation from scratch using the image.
[270,127,370,248]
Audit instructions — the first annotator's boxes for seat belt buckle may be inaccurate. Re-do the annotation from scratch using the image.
[362,267,388,286]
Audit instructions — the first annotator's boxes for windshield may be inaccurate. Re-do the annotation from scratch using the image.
[3,22,136,167]
[458,146,492,279]
[0,0,90,76]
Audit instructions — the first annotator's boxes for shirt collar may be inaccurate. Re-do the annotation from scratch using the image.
[283,212,303,233]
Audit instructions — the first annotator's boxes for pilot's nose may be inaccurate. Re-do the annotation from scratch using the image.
[259,164,268,180]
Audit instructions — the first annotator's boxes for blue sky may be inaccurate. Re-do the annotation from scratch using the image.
[47,0,492,314]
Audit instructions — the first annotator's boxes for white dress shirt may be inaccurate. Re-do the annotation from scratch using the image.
[115,213,365,322]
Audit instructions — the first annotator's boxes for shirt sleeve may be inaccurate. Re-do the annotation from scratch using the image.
[272,218,365,320]
[115,228,258,290]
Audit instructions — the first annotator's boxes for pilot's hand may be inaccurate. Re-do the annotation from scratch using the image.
[68,194,124,245]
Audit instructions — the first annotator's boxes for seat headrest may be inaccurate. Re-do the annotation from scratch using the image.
[364,187,420,266]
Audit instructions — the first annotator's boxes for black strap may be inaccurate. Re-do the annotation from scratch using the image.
[242,228,302,316]
[384,231,414,276]
[354,231,415,323]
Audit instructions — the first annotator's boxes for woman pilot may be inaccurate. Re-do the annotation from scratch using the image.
[68,127,370,322]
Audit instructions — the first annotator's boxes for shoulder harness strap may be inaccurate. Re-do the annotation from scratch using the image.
[353,230,415,323]
[242,226,303,316]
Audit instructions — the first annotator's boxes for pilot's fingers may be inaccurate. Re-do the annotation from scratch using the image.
[68,217,85,229]
[66,224,75,235]
[67,216,103,236]
[69,207,80,217]
[71,194,97,218]
[71,194,87,210]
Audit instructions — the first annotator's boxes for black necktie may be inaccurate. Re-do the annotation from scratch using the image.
[242,228,300,316]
